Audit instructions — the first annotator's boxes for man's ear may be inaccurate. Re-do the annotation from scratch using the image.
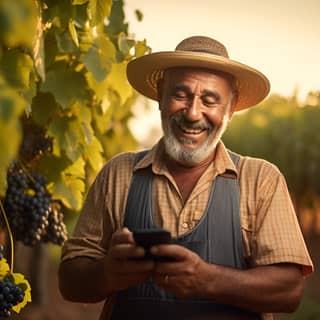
[228,91,239,119]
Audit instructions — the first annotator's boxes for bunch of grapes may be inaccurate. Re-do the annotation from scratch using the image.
[0,277,25,318]
[4,167,67,246]
[0,247,25,318]
[43,205,68,245]
[19,125,53,162]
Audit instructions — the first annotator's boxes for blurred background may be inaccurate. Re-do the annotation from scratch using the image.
[0,0,319,319]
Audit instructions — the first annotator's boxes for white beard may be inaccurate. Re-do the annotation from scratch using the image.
[162,113,230,167]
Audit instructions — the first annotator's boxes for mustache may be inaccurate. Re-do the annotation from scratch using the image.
[170,113,213,131]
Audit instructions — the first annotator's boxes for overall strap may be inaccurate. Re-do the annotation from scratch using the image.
[123,150,154,230]
[227,149,240,167]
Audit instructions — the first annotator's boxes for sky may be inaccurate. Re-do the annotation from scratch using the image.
[124,0,320,144]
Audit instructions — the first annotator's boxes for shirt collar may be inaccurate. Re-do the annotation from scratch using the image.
[214,141,238,178]
[133,139,238,178]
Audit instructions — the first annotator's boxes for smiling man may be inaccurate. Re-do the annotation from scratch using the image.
[59,36,313,320]
[160,68,235,167]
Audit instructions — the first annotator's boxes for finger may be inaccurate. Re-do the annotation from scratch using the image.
[109,243,145,260]
[111,228,134,245]
[150,244,189,261]
[113,260,155,274]
[152,273,176,290]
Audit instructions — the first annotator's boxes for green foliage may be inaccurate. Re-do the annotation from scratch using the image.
[135,10,143,22]
[88,0,112,27]
[0,0,150,210]
[0,76,26,194]
[0,0,38,48]
[223,92,320,201]
[286,296,320,319]
[82,35,116,81]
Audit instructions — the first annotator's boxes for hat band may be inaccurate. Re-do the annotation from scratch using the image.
[185,48,227,57]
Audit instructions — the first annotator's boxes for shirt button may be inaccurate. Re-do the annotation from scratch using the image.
[182,222,189,229]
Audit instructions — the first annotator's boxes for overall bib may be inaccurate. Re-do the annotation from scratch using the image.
[111,151,260,320]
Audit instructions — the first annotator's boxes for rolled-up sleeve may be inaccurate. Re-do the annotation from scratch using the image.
[247,159,314,276]
[61,165,112,262]
[61,152,137,262]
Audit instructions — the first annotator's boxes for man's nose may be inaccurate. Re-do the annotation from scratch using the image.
[184,96,202,121]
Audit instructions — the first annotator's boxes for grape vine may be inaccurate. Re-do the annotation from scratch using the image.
[0,246,31,317]
[19,128,53,162]
[0,276,25,318]
[4,165,67,247]
[0,0,150,313]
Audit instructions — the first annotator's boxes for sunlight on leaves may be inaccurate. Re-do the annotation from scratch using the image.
[88,0,112,26]
[11,272,32,313]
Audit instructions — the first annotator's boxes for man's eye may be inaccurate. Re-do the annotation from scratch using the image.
[202,98,217,106]
[173,92,188,100]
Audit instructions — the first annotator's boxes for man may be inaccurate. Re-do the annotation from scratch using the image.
[59,36,313,320]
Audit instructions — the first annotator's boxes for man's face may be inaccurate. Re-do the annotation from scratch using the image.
[159,67,236,166]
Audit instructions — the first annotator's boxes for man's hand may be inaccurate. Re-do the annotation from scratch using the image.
[151,243,206,298]
[150,243,304,313]
[58,227,155,303]
[103,228,155,293]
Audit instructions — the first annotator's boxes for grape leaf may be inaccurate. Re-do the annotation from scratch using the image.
[0,0,38,48]
[105,62,133,104]
[86,60,132,106]
[55,27,79,54]
[0,123,22,195]
[82,35,116,82]
[85,71,108,102]
[11,272,32,314]
[118,32,135,57]
[134,9,143,22]
[0,258,10,279]
[47,0,75,29]
[83,135,104,172]
[0,76,25,196]
[22,71,38,116]
[135,39,151,58]
[68,19,79,47]
[88,0,112,26]
[70,102,94,143]
[31,92,59,126]
[0,50,34,90]
[63,154,86,178]
[33,12,45,81]
[48,116,85,162]
[72,0,89,4]
[38,154,72,185]
[53,172,85,210]
[39,155,85,210]
[102,122,137,159]
[104,0,127,38]
[40,63,89,109]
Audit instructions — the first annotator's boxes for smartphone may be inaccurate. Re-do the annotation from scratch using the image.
[132,228,174,261]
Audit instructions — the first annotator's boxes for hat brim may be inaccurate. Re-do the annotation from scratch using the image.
[127,51,270,111]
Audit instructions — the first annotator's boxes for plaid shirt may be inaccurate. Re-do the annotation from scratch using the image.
[61,140,313,320]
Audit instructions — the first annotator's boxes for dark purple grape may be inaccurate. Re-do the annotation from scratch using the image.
[4,166,68,247]
[19,127,53,161]
[0,277,25,317]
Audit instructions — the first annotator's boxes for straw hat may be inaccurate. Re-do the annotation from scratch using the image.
[126,36,270,111]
